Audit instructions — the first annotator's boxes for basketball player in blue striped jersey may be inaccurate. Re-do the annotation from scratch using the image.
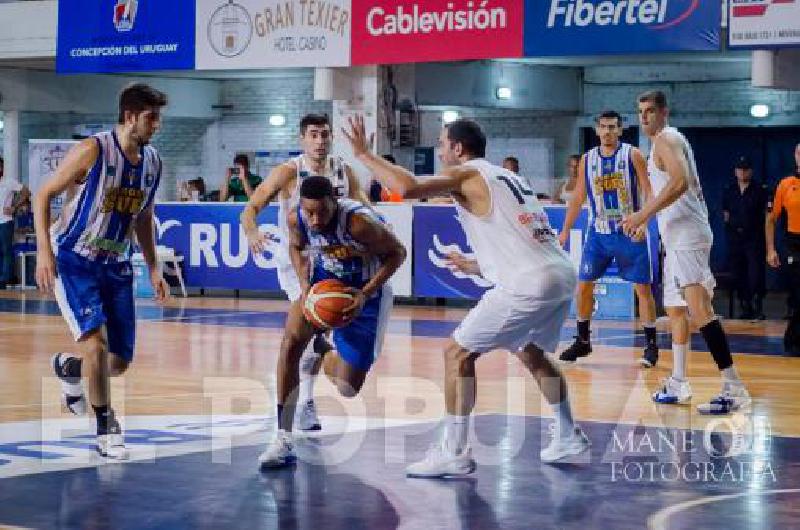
[557,110,659,367]
[258,176,405,468]
[242,114,370,433]
[33,84,169,459]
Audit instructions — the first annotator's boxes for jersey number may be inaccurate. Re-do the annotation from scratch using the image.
[496,175,534,205]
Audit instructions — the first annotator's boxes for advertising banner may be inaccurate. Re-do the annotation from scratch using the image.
[196,0,351,69]
[57,0,196,73]
[729,0,800,48]
[351,0,524,65]
[524,0,721,56]
[413,205,660,319]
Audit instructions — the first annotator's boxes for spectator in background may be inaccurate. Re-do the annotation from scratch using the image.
[722,156,769,319]
[369,155,403,202]
[502,156,520,174]
[178,177,206,202]
[766,142,800,354]
[220,154,262,202]
[553,154,581,204]
[0,156,31,289]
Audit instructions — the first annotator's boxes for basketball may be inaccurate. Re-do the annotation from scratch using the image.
[303,279,355,329]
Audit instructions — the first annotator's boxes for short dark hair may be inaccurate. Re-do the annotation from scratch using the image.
[503,156,519,165]
[597,110,623,126]
[118,83,167,124]
[382,154,396,164]
[638,90,668,109]
[300,114,331,135]
[568,154,581,163]
[233,154,250,168]
[445,119,486,158]
[300,175,335,200]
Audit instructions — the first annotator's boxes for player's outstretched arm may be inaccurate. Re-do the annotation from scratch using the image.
[33,138,98,292]
[241,163,294,254]
[341,115,470,200]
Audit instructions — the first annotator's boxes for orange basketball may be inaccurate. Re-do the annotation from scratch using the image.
[303,279,355,329]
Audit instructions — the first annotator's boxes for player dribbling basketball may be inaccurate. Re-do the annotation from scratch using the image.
[258,176,406,469]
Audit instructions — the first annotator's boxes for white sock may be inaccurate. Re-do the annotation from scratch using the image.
[552,399,576,439]
[443,414,470,454]
[672,343,688,381]
[722,366,741,385]
[298,344,321,404]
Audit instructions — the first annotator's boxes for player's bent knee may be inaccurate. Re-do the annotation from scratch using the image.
[109,355,130,376]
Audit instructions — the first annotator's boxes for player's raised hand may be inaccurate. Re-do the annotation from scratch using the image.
[341,115,373,158]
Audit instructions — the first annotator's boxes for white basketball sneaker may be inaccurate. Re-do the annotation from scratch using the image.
[295,400,322,432]
[406,444,476,478]
[96,414,128,460]
[541,426,591,464]
[697,383,751,415]
[259,430,297,469]
[52,353,87,415]
[652,376,693,405]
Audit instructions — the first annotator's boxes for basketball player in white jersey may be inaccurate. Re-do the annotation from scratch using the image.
[622,90,751,414]
[242,114,369,432]
[342,115,590,477]
[557,110,659,367]
[34,84,169,458]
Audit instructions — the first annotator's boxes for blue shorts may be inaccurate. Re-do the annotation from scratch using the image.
[330,285,393,372]
[579,228,653,284]
[53,250,136,361]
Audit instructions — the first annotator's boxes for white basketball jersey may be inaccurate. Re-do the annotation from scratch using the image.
[455,159,574,298]
[50,130,161,263]
[648,127,713,250]
[278,155,350,242]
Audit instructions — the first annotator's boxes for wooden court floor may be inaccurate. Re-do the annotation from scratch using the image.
[1,289,798,435]
[2,290,800,529]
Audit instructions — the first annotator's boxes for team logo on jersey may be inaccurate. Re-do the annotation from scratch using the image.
[113,0,138,32]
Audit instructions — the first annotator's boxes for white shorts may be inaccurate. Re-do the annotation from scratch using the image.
[275,247,302,303]
[453,287,571,355]
[663,248,716,308]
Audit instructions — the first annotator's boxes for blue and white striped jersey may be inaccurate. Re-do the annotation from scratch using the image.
[50,130,161,263]
[297,198,382,289]
[585,142,639,234]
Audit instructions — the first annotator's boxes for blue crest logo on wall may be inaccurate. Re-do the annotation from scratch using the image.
[113,0,138,32]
